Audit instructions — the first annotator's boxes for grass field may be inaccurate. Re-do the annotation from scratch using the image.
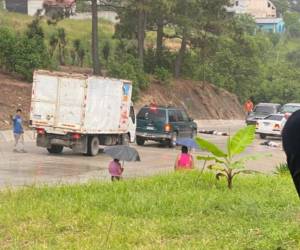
[0,10,114,42]
[0,172,299,249]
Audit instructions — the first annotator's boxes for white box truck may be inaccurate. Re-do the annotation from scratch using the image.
[30,70,136,156]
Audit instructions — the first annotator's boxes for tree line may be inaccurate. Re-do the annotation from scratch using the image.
[2,0,300,104]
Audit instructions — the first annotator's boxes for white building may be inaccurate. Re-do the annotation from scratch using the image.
[227,0,277,18]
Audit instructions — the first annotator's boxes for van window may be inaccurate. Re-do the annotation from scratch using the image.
[253,106,275,115]
[176,110,184,121]
[280,105,300,113]
[168,110,179,122]
[137,108,166,122]
[180,110,189,121]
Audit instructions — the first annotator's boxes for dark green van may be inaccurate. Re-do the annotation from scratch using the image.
[136,105,197,147]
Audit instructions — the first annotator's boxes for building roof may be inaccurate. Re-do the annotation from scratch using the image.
[255,18,284,24]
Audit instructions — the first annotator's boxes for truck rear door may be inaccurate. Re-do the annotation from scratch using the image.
[31,73,58,127]
[55,77,85,130]
[31,73,86,131]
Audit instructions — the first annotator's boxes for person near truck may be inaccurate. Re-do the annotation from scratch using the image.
[12,108,26,153]
[108,159,124,181]
[174,146,194,170]
[244,98,254,115]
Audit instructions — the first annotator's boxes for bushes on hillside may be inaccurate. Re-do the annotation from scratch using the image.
[0,19,51,81]
[108,55,149,100]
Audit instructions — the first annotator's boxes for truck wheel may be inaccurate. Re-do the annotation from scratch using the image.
[259,134,267,139]
[136,136,145,146]
[169,132,177,148]
[122,133,130,145]
[47,145,63,154]
[87,136,100,156]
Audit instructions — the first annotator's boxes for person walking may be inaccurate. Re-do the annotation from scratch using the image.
[108,159,124,181]
[244,98,254,116]
[282,110,300,197]
[174,146,194,171]
[12,109,26,153]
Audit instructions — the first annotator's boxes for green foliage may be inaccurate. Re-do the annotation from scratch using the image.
[275,163,290,175]
[14,35,50,81]
[196,125,257,189]
[0,19,51,81]
[108,54,149,100]
[153,66,171,85]
[0,27,17,72]
[229,125,256,157]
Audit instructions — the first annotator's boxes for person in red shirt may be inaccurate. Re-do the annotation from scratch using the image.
[244,99,254,115]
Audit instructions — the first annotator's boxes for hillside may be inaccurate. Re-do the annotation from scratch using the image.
[136,80,244,120]
[0,72,244,130]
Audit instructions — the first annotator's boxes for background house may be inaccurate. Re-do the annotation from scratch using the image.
[4,0,75,16]
[255,17,285,33]
[227,0,285,33]
[227,0,277,18]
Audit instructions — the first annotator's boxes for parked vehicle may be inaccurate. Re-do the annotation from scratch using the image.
[30,70,136,156]
[136,105,197,147]
[256,113,286,139]
[246,103,281,125]
[279,103,300,118]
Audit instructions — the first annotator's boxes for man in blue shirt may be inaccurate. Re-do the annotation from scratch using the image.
[12,109,26,153]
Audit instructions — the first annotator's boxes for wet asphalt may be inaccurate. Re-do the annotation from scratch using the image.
[0,121,286,188]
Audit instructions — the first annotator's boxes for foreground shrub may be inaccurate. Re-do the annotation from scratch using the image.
[196,125,259,189]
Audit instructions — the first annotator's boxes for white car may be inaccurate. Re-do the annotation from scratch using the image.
[256,114,286,139]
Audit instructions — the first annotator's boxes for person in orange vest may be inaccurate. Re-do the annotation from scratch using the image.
[244,98,254,115]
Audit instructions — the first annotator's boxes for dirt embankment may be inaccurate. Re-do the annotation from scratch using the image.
[0,73,31,130]
[0,73,244,130]
[136,79,244,120]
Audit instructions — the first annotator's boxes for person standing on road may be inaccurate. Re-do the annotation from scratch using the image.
[282,110,300,198]
[108,159,124,181]
[174,146,194,171]
[11,109,26,153]
[244,98,254,116]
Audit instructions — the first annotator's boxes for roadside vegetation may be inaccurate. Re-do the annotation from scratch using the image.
[0,172,299,249]
[1,0,300,102]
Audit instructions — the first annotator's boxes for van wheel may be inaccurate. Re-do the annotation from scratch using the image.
[169,132,177,148]
[259,134,267,139]
[87,136,100,156]
[47,145,63,154]
[136,136,145,146]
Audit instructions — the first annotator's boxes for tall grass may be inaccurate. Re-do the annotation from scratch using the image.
[0,172,299,249]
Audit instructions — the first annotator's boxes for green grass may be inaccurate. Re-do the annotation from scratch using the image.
[0,172,299,249]
[0,10,114,42]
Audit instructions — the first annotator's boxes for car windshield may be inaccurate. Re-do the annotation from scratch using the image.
[253,106,275,115]
[137,108,166,122]
[265,115,283,121]
[280,105,300,113]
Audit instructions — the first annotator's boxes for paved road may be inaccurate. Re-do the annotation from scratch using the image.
[0,121,286,188]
